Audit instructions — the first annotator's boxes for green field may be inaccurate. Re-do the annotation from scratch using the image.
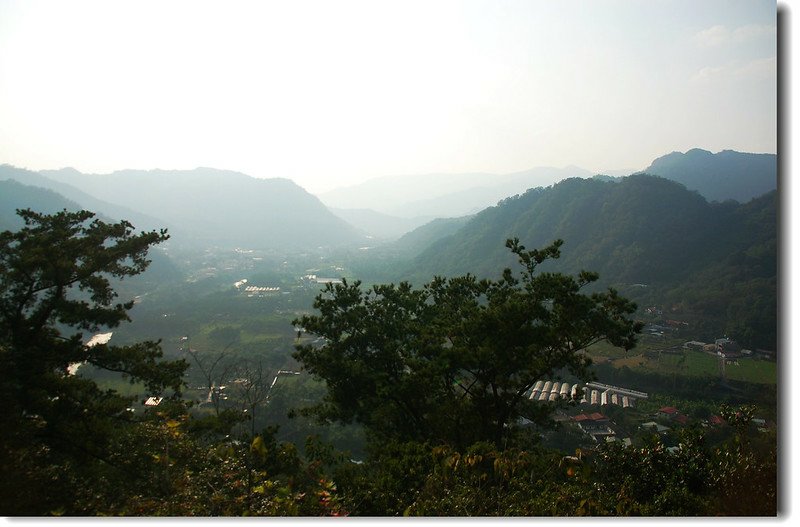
[586,339,776,385]
[654,351,776,384]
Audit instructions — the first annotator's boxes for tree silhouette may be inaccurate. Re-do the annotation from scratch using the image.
[0,208,186,514]
[294,238,642,449]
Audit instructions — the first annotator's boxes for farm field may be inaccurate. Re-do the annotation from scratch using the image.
[586,339,776,385]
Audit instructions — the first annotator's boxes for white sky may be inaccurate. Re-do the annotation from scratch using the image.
[0,0,778,193]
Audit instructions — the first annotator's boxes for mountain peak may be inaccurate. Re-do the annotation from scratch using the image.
[683,148,713,157]
[644,148,776,203]
[33,167,363,250]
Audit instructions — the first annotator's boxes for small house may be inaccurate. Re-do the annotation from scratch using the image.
[658,406,679,418]
[641,421,670,433]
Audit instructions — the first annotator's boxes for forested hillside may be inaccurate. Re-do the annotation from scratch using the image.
[391,215,473,255]
[407,175,776,348]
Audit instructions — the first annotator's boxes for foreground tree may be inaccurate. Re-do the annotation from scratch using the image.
[294,239,641,450]
[0,209,187,515]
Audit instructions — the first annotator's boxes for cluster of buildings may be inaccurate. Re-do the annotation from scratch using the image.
[300,274,343,285]
[529,380,648,409]
[566,402,774,448]
[242,285,281,294]
[233,278,282,297]
[231,271,348,300]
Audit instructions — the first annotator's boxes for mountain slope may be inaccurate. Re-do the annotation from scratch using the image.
[319,166,593,218]
[406,175,776,348]
[391,215,473,256]
[408,176,746,281]
[0,179,183,292]
[40,167,366,250]
[0,165,165,231]
[643,148,776,203]
[0,179,85,231]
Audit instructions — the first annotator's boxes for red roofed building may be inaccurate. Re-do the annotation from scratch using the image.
[573,413,611,434]
[658,406,679,418]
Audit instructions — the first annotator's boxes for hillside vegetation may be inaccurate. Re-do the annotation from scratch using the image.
[407,175,776,348]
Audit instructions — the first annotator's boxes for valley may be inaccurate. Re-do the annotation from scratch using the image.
[0,0,779,515]
[0,147,778,515]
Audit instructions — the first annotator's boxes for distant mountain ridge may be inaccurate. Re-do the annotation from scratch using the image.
[2,146,776,249]
[318,166,594,218]
[643,148,776,203]
[320,148,776,226]
[0,164,165,231]
[36,167,366,250]
[328,208,433,240]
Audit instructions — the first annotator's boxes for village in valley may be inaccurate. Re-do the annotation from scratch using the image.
[532,335,776,454]
[80,240,776,468]
[531,305,777,453]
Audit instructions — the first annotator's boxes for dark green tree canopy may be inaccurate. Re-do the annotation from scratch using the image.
[294,239,641,449]
[0,209,187,466]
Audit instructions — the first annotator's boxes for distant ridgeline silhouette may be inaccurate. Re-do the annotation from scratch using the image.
[1,165,366,250]
[643,148,776,203]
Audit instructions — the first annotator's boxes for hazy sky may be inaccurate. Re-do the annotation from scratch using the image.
[0,0,777,193]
